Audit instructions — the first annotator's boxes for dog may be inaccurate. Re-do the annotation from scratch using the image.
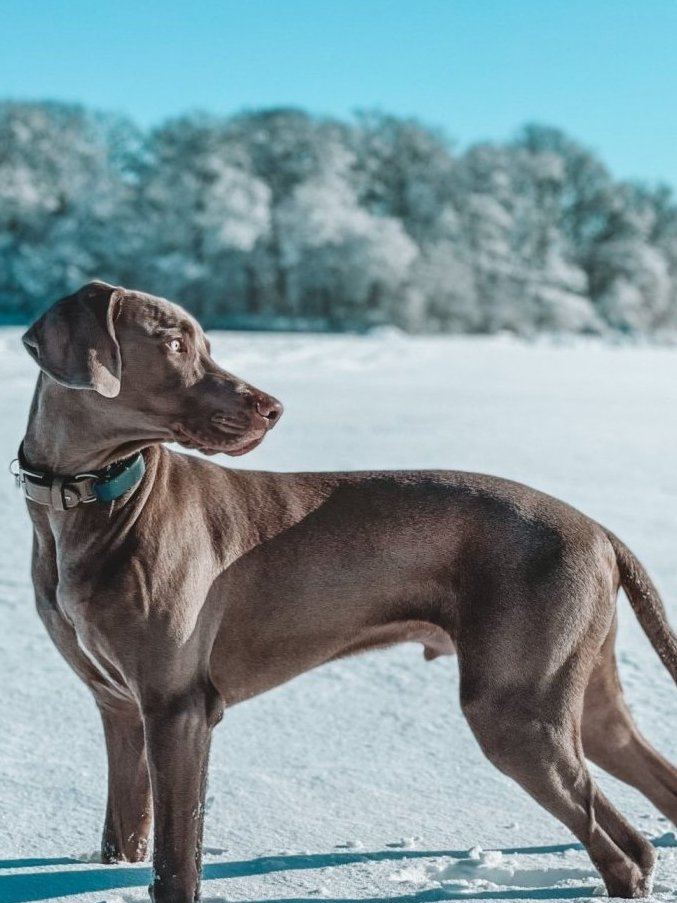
[16,281,677,902]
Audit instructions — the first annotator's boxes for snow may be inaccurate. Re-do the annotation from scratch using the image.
[1,329,676,902]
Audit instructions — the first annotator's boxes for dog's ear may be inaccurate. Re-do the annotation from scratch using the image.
[22,282,123,398]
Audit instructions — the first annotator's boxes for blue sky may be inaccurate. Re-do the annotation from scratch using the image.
[2,0,676,187]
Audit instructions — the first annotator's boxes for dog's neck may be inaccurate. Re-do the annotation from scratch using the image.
[22,374,166,475]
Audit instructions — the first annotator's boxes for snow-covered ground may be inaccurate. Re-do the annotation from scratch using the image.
[1,329,677,903]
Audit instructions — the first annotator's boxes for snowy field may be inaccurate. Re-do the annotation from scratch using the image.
[1,328,677,903]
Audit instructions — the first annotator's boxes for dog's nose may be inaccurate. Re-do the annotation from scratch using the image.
[255,395,283,427]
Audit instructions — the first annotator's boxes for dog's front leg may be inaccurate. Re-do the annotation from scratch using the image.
[97,697,152,864]
[143,687,218,903]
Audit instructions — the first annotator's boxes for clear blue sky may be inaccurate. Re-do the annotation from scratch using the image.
[2,0,676,187]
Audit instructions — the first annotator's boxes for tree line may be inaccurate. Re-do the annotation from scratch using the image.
[1,100,676,334]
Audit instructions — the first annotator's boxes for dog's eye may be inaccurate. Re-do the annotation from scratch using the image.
[166,338,186,353]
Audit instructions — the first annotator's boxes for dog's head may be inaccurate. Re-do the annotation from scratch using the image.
[22,281,282,457]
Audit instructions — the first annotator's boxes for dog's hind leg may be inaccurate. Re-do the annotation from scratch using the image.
[459,608,656,899]
[97,697,152,864]
[583,618,677,824]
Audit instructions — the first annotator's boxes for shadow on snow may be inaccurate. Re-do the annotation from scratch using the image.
[0,836,674,903]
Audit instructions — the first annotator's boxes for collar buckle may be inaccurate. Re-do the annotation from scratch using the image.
[73,473,99,505]
[27,473,96,510]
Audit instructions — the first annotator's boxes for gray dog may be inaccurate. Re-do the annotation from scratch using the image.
[16,282,677,902]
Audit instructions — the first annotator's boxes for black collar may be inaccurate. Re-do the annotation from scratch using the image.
[13,444,146,511]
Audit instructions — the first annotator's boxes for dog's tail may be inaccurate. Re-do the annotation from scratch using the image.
[605,528,677,684]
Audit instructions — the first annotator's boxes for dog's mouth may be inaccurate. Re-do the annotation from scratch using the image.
[171,424,266,457]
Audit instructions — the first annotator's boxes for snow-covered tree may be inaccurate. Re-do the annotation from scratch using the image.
[0,101,139,316]
[2,102,677,334]
[277,168,417,326]
[135,115,271,319]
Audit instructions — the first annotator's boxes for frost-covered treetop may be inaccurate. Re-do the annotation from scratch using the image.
[1,102,676,336]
